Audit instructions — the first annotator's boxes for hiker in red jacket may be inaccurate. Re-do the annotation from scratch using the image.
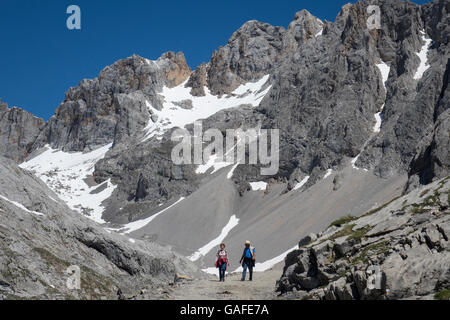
[216,243,229,282]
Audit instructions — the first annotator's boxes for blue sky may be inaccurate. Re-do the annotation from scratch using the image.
[0,0,430,120]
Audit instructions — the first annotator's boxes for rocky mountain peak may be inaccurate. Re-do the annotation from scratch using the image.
[0,100,44,162]
[157,51,192,88]
[206,19,285,95]
[283,9,323,52]
[288,9,323,42]
[31,51,192,152]
[185,63,208,96]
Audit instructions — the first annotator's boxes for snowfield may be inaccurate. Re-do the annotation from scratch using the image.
[110,197,185,234]
[20,144,115,224]
[188,215,240,262]
[374,61,391,133]
[143,75,271,141]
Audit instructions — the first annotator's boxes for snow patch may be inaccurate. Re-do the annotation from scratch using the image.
[114,197,185,234]
[202,267,219,276]
[188,215,240,262]
[227,163,239,179]
[143,75,271,141]
[249,182,268,191]
[323,169,333,179]
[376,61,390,90]
[234,245,298,273]
[351,154,368,172]
[0,195,44,216]
[373,61,391,133]
[195,154,233,175]
[293,176,310,191]
[373,112,383,133]
[414,31,432,80]
[20,144,115,223]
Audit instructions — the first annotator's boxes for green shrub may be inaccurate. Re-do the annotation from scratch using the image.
[434,289,450,300]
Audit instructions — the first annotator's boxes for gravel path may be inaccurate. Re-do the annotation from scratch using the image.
[158,267,283,300]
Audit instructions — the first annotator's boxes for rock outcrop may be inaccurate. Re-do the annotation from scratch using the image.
[0,100,44,162]
[277,176,450,300]
[205,20,285,96]
[0,157,202,299]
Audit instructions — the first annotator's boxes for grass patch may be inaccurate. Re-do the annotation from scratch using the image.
[409,203,430,214]
[408,189,443,214]
[434,289,450,300]
[33,247,71,271]
[438,176,450,186]
[328,224,355,240]
[347,226,372,241]
[328,215,357,228]
[422,190,440,206]
[327,224,373,243]
[362,196,402,217]
[33,247,116,299]
[351,241,389,265]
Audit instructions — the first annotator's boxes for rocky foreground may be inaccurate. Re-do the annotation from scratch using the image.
[277,176,450,300]
[0,157,203,300]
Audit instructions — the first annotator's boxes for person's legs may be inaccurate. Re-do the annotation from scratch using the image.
[220,264,226,281]
[249,264,253,281]
[241,262,248,280]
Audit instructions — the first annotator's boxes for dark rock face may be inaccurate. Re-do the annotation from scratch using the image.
[94,135,200,223]
[185,63,208,96]
[408,109,450,189]
[256,0,448,187]
[0,100,44,162]
[355,0,449,180]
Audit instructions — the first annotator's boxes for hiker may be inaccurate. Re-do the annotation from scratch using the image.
[215,243,229,282]
[239,240,255,281]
